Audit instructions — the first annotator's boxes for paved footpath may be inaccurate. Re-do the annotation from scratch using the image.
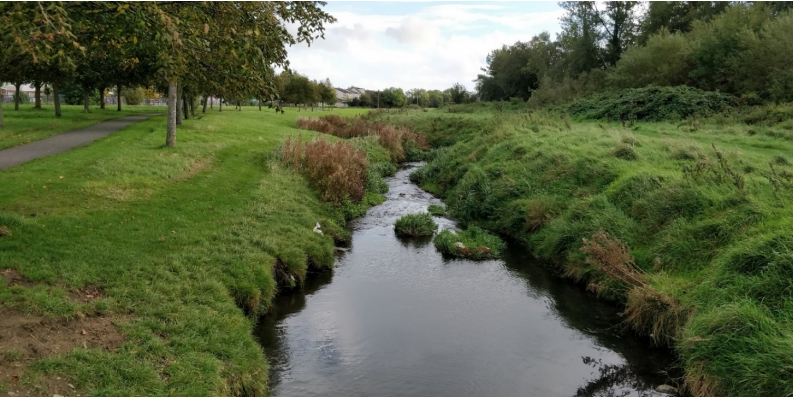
[0,113,162,171]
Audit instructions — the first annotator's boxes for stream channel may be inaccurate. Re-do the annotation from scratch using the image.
[256,163,678,397]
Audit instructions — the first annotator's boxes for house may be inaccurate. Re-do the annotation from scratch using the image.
[1,83,36,103]
[334,86,367,107]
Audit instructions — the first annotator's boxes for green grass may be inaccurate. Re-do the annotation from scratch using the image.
[375,105,793,397]
[433,226,506,259]
[394,213,438,237]
[0,106,370,396]
[0,104,165,150]
[427,204,446,216]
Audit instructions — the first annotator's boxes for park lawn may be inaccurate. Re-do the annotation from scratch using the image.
[0,106,366,396]
[0,104,166,150]
[381,108,793,397]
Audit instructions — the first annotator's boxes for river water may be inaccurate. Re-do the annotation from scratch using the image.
[256,163,677,397]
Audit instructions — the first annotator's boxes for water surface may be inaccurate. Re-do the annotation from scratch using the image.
[256,164,677,397]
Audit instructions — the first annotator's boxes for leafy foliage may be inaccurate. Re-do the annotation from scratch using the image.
[569,86,737,121]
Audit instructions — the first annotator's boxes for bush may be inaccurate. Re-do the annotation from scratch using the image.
[433,226,505,259]
[122,87,146,105]
[394,213,438,237]
[568,86,738,122]
[282,136,369,204]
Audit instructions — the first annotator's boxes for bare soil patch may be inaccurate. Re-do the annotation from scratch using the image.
[0,309,126,397]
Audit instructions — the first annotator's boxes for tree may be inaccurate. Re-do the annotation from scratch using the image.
[427,90,445,107]
[599,1,640,66]
[447,83,470,104]
[381,87,407,108]
[318,78,335,109]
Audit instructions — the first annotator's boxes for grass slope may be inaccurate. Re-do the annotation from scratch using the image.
[0,105,165,150]
[0,106,368,396]
[380,107,793,397]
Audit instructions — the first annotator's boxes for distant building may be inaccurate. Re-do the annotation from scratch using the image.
[334,86,367,107]
[1,83,35,96]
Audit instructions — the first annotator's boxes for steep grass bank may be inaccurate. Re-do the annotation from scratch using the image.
[375,108,793,397]
[0,105,165,150]
[0,107,374,396]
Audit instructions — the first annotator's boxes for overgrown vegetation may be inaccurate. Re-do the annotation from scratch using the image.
[375,105,793,397]
[282,135,369,204]
[394,213,438,237]
[296,114,428,161]
[433,226,506,260]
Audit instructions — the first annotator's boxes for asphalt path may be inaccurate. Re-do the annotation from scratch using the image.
[0,113,161,171]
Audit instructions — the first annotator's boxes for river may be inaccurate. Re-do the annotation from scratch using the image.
[255,163,678,397]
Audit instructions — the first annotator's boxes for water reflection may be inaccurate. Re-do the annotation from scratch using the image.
[255,164,677,397]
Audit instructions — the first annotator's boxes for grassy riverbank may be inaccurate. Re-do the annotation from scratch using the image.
[0,107,371,396]
[376,106,793,397]
[0,105,166,150]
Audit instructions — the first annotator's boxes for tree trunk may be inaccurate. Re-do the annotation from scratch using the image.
[219,99,222,112]
[53,81,62,117]
[14,83,21,110]
[189,96,195,117]
[182,95,189,120]
[210,95,213,109]
[99,87,105,109]
[202,96,208,113]
[83,89,90,113]
[34,82,42,109]
[176,86,183,125]
[258,98,261,111]
[117,84,122,111]
[166,79,177,147]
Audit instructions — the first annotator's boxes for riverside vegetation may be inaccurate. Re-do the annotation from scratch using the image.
[0,106,415,396]
[372,87,793,397]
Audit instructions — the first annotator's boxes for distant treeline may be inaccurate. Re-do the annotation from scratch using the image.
[475,1,793,105]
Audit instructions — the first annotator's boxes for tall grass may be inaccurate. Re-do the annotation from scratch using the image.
[296,115,428,161]
[282,135,369,204]
[394,213,438,236]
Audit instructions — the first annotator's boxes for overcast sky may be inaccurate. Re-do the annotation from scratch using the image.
[285,2,564,92]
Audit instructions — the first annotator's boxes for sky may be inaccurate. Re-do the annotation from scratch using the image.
[285,2,564,92]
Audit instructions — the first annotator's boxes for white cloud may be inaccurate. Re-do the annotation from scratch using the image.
[285,2,564,92]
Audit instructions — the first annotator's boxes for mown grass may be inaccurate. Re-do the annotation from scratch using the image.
[394,213,437,237]
[0,106,370,396]
[0,104,165,150]
[376,104,793,397]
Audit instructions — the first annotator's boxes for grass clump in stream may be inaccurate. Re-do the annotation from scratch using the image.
[427,204,446,216]
[433,226,505,259]
[394,213,437,237]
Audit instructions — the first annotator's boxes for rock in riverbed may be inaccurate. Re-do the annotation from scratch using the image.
[655,384,678,395]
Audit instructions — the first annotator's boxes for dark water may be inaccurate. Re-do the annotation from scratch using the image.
[256,164,678,397]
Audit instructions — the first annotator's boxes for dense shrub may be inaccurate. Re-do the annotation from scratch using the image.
[122,87,146,105]
[282,136,369,204]
[433,226,506,259]
[394,213,438,236]
[568,86,737,121]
